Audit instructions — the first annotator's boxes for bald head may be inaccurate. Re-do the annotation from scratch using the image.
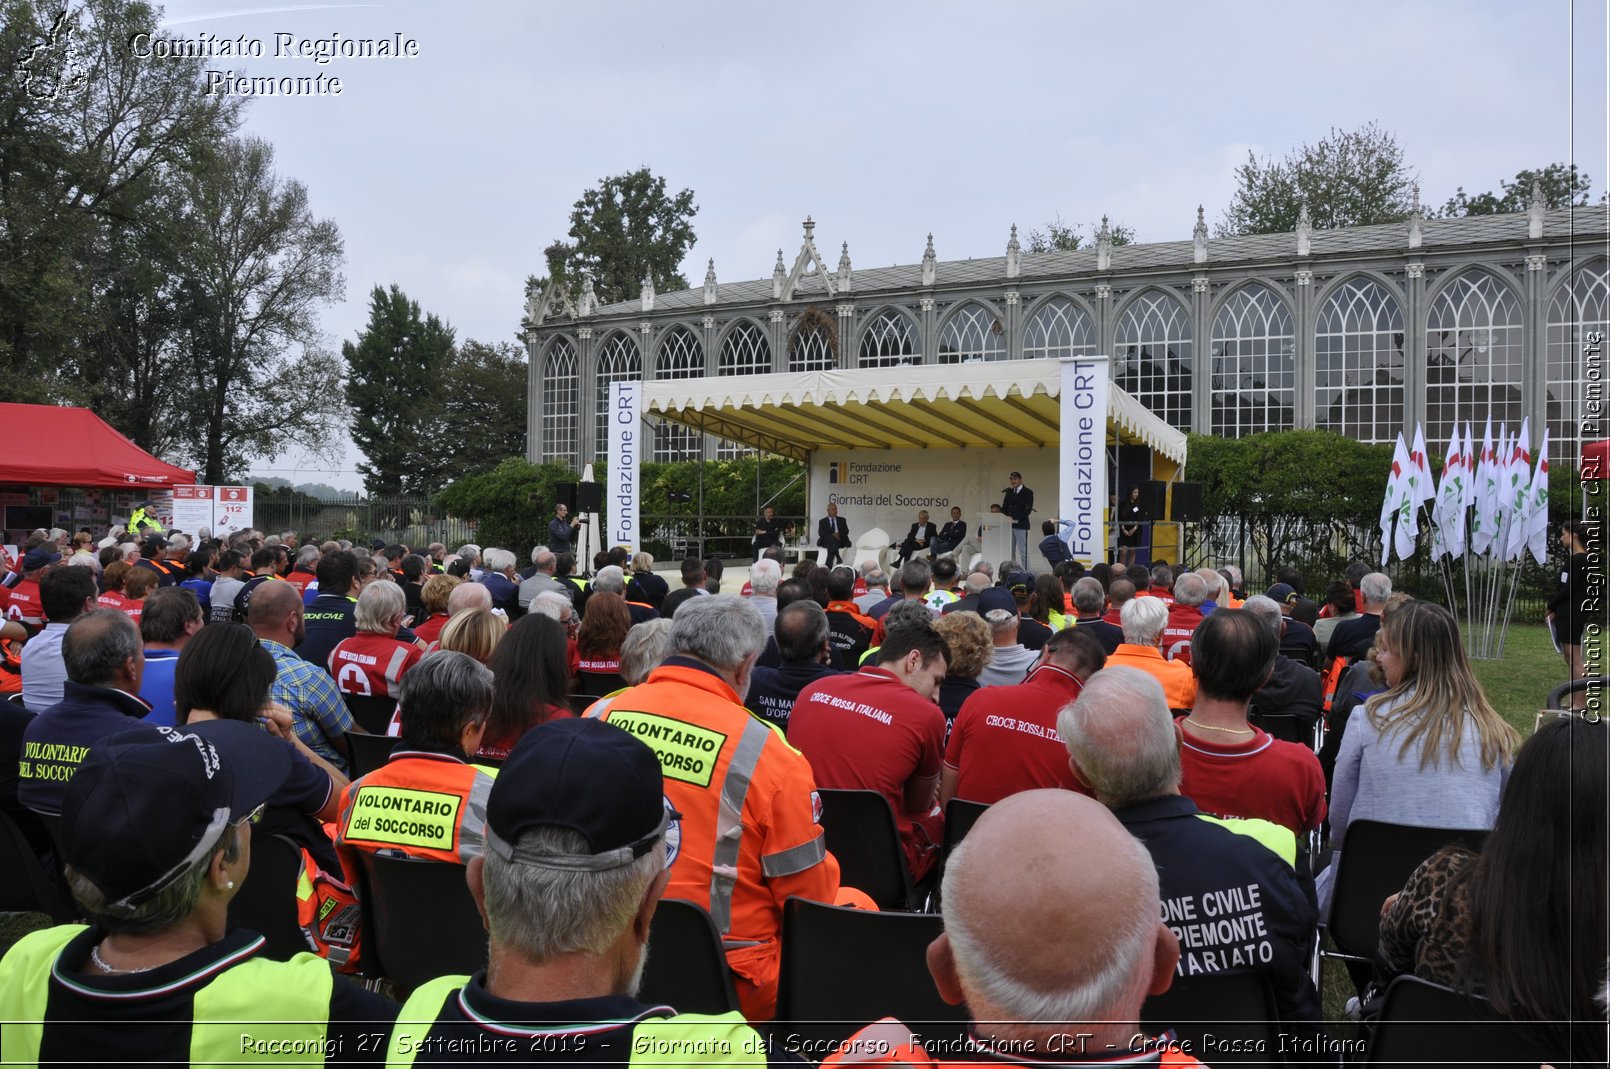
[246,579,301,625]
[447,581,492,616]
[935,790,1176,1047]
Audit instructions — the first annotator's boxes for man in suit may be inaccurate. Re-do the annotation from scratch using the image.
[934,505,969,556]
[816,502,851,567]
[1000,471,1034,569]
[896,509,938,566]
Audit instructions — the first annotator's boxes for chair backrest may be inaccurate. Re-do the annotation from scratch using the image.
[1141,970,1281,1066]
[566,693,600,716]
[815,789,911,910]
[354,851,486,990]
[0,808,71,921]
[1329,821,1489,958]
[346,733,401,779]
[776,898,964,1049]
[856,527,891,550]
[637,898,738,1015]
[227,832,310,960]
[342,693,399,735]
[575,670,627,698]
[942,799,989,860]
[1366,975,1567,1069]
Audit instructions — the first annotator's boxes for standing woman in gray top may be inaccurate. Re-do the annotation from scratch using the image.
[1319,600,1520,914]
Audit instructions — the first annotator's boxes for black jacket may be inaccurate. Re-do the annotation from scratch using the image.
[1250,654,1324,741]
[745,660,840,732]
[1000,485,1034,529]
[1115,794,1321,1024]
[816,515,850,550]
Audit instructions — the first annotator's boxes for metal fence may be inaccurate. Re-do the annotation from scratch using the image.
[1178,514,1555,619]
[252,494,475,549]
[639,515,809,562]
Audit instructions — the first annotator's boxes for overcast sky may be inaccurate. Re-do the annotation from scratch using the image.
[154,0,1609,491]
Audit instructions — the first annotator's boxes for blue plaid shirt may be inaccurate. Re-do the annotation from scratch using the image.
[264,638,353,773]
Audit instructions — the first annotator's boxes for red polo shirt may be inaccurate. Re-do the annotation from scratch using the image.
[1176,720,1327,835]
[3,578,41,623]
[789,666,945,880]
[943,664,1085,805]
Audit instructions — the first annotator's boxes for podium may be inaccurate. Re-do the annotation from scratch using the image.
[976,513,1013,569]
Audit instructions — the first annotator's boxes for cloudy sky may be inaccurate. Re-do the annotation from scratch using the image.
[154,0,1609,490]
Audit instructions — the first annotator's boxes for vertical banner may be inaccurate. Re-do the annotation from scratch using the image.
[212,486,254,539]
[1059,355,1110,568]
[607,381,641,550]
[171,485,215,532]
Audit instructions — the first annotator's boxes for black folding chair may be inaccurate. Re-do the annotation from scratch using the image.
[575,670,627,698]
[346,733,401,779]
[1140,970,1282,1067]
[227,832,310,960]
[1365,975,1567,1069]
[354,852,486,992]
[342,693,399,736]
[1324,822,1489,964]
[814,788,917,910]
[637,899,739,1015]
[774,898,964,1050]
[0,808,71,921]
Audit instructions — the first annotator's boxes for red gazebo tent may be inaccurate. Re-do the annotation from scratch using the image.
[0,404,194,488]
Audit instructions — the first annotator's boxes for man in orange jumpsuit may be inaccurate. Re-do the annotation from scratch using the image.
[587,594,839,1020]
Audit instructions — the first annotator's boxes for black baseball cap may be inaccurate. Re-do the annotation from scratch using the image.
[1265,583,1300,606]
[21,547,60,571]
[1008,471,1023,479]
[486,718,680,872]
[1006,573,1034,596]
[61,721,291,911]
[977,586,1018,616]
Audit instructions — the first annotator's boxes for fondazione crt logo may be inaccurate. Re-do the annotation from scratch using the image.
[827,461,902,485]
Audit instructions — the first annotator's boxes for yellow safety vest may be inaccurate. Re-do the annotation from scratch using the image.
[387,974,768,1067]
[0,924,334,1066]
[128,508,166,534]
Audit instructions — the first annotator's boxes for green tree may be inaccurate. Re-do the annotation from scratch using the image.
[435,458,578,555]
[435,339,529,475]
[1025,216,1135,252]
[1436,163,1594,217]
[1188,430,1393,580]
[541,167,698,305]
[344,285,455,495]
[0,0,241,403]
[173,135,346,482]
[1216,122,1416,237]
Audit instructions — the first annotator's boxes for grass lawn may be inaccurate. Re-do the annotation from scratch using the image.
[1467,623,1574,734]
[1317,622,1567,1027]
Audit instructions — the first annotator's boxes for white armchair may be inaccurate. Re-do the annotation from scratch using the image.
[852,526,892,574]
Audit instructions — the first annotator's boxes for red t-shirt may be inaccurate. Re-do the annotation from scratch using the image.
[412,612,449,646]
[96,591,129,613]
[328,632,423,699]
[577,654,621,674]
[284,569,317,596]
[121,598,144,626]
[789,666,945,876]
[1103,604,1124,626]
[943,664,1085,805]
[1176,720,1327,834]
[3,578,41,623]
[1161,603,1205,665]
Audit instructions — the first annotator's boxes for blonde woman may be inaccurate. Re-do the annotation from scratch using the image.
[436,607,506,666]
[1319,600,1519,913]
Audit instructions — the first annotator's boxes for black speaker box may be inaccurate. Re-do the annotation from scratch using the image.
[1170,482,1204,523]
[1138,480,1167,521]
[554,482,578,511]
[576,481,603,512]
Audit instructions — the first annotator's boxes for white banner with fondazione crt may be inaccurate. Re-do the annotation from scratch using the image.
[1058,355,1110,569]
[607,381,641,551]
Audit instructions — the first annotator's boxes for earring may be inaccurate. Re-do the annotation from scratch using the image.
[225,881,235,890]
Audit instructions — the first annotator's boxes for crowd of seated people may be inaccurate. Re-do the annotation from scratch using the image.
[0,521,1602,1065]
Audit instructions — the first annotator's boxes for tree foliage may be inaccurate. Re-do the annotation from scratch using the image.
[538,167,698,305]
[0,0,240,405]
[1025,216,1135,252]
[434,458,578,556]
[1188,430,1393,580]
[1436,163,1594,217]
[344,285,456,495]
[1216,122,1416,237]
[435,339,529,475]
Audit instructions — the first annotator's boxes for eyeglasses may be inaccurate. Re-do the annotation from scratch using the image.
[233,803,265,828]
